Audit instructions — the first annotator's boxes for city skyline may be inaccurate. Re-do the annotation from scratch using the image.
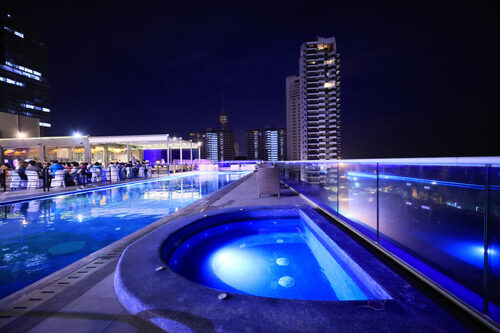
[2,1,499,158]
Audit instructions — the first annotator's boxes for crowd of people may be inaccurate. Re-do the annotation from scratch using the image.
[0,157,156,188]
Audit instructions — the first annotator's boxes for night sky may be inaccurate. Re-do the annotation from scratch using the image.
[5,1,500,158]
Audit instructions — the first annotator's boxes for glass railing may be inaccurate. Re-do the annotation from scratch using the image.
[276,158,500,324]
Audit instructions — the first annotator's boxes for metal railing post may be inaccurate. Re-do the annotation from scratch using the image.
[376,162,380,244]
[483,164,490,315]
[336,162,340,216]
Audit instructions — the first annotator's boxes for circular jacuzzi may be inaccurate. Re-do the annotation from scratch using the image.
[115,206,391,332]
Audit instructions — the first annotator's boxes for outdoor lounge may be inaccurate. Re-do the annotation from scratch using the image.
[0,134,200,165]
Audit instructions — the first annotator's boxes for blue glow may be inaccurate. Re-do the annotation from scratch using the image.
[346,171,483,190]
[20,103,50,112]
[169,218,389,301]
[2,62,41,81]
[0,76,24,87]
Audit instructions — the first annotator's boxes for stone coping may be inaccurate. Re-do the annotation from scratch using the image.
[114,205,466,332]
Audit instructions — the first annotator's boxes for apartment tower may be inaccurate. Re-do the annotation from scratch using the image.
[285,75,301,160]
[296,36,341,160]
[247,128,286,161]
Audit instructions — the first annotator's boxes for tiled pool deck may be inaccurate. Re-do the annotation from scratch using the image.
[0,173,492,332]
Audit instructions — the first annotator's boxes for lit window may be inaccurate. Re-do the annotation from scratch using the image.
[324,81,336,88]
[324,59,335,65]
[317,44,329,51]
[4,27,25,38]
[0,76,24,86]
[40,122,51,127]
[2,62,42,80]
[42,107,50,112]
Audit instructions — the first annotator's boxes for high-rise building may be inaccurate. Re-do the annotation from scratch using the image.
[286,75,300,160]
[0,12,51,138]
[287,36,340,160]
[190,104,235,161]
[247,128,286,161]
[196,130,234,161]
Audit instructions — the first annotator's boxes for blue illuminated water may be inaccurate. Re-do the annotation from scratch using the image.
[0,172,246,299]
[168,218,390,301]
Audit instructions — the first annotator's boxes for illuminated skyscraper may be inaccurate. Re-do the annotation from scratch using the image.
[190,102,235,161]
[0,12,51,138]
[247,128,286,161]
[294,36,341,160]
[286,75,300,160]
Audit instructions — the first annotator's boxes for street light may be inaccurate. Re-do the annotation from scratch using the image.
[72,132,82,138]
[17,132,26,138]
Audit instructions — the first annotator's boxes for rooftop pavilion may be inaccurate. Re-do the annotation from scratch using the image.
[0,134,200,164]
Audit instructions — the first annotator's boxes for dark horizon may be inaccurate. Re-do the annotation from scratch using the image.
[4,1,499,158]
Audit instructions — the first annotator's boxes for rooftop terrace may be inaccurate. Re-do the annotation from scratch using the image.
[0,157,499,332]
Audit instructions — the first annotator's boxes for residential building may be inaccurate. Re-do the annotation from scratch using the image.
[0,12,51,138]
[247,128,286,161]
[286,74,300,160]
[287,36,341,161]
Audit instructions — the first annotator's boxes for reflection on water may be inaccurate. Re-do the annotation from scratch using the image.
[0,172,245,298]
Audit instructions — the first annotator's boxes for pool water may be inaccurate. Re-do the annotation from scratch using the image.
[0,172,246,299]
[168,216,391,301]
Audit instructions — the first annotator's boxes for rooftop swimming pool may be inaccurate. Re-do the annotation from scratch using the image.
[0,172,247,299]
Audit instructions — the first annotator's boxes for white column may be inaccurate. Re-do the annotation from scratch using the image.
[166,135,170,164]
[198,144,201,163]
[180,138,183,164]
[103,144,109,165]
[190,140,193,164]
[84,144,91,163]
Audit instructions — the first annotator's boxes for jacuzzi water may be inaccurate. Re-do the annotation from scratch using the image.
[0,172,247,299]
[168,216,391,301]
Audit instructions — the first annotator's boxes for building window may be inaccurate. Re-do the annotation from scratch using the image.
[0,76,24,86]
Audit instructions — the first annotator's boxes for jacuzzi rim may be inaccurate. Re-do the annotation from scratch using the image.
[161,206,391,302]
[160,207,302,266]
[114,205,394,332]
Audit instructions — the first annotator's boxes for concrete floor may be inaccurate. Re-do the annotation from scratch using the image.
[0,172,306,332]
